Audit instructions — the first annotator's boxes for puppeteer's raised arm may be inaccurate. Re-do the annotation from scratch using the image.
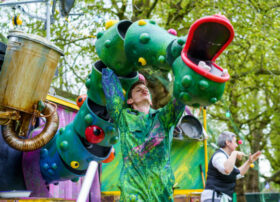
[158,98,185,132]
[102,68,125,123]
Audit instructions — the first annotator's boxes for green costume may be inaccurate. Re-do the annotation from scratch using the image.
[102,68,185,201]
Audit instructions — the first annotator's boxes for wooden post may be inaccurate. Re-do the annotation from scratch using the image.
[203,107,208,178]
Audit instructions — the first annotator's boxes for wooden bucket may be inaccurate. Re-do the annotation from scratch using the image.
[0,31,63,114]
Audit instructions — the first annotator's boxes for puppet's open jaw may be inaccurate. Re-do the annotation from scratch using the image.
[181,14,234,83]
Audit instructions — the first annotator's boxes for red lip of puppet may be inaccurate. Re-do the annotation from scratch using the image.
[181,14,234,83]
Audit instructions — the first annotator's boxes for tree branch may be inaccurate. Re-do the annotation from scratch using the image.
[262,169,280,183]
[52,36,92,45]
[147,0,159,18]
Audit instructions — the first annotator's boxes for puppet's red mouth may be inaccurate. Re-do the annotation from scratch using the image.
[181,14,234,83]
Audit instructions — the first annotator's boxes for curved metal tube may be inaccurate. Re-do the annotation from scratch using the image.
[2,102,59,151]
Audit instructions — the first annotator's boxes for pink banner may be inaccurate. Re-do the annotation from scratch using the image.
[23,105,101,201]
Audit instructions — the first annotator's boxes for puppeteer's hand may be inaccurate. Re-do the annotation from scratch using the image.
[236,151,246,160]
[249,151,262,163]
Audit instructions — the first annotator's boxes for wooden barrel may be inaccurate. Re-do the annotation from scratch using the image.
[0,31,63,114]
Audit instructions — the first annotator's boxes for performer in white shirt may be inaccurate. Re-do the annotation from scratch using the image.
[201,131,261,202]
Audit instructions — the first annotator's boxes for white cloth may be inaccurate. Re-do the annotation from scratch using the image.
[212,149,228,175]
[201,149,243,201]
[201,190,232,202]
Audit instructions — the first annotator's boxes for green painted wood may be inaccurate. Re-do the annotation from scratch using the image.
[101,139,206,191]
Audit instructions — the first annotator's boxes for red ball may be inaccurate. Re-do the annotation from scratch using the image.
[238,140,243,145]
[168,28,177,36]
[138,73,146,83]
[85,125,105,144]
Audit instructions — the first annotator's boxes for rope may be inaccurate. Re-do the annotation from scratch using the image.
[31,100,57,126]
[1,118,12,125]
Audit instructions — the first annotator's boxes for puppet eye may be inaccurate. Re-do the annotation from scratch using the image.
[76,94,87,107]
[70,161,80,169]
[85,125,105,144]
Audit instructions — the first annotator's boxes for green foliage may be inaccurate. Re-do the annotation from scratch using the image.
[1,0,280,198]
[0,33,7,43]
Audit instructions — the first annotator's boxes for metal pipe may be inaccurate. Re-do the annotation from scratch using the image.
[46,0,50,40]
[2,102,59,151]
[77,161,98,202]
[0,0,44,7]
[16,5,46,21]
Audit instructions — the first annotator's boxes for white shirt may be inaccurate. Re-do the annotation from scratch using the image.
[200,149,243,201]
